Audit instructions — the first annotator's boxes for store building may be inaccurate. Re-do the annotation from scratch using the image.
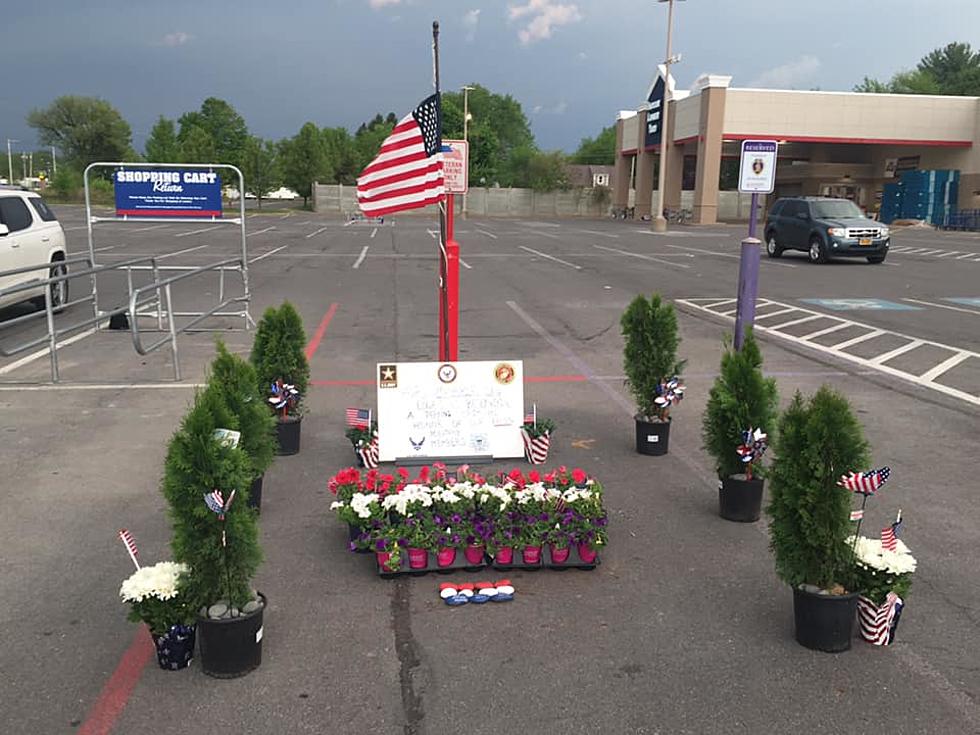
[612,68,980,223]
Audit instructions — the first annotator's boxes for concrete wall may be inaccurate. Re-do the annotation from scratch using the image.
[672,95,701,142]
[723,89,979,143]
[621,114,640,152]
[313,183,611,218]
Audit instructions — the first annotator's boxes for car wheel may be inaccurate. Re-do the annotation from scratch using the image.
[867,255,886,264]
[808,236,828,264]
[33,260,69,313]
[765,234,783,258]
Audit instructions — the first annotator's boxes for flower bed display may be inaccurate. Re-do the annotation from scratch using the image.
[328,464,608,576]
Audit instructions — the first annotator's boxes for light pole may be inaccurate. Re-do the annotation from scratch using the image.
[461,85,474,219]
[51,146,57,175]
[652,0,683,233]
[5,139,17,184]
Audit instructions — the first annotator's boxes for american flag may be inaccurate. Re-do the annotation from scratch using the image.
[881,510,902,551]
[838,466,891,496]
[356,94,445,217]
[205,489,225,515]
[346,407,371,428]
[118,529,140,570]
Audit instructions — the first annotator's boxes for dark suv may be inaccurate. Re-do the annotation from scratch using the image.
[764,197,889,264]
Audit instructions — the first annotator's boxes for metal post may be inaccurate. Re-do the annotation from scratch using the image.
[82,164,101,328]
[5,139,15,184]
[734,192,761,350]
[234,165,252,328]
[462,85,473,220]
[44,279,60,383]
[652,0,676,233]
[152,257,163,331]
[433,20,451,362]
[51,147,57,175]
[164,283,181,381]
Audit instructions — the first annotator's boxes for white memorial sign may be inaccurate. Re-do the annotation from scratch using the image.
[376,360,524,462]
[442,139,469,194]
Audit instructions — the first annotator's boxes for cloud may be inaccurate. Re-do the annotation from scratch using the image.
[508,0,582,45]
[748,55,821,89]
[161,31,193,47]
[463,9,481,42]
[532,101,568,115]
[369,0,401,8]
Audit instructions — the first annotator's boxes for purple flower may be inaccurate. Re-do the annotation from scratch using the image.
[451,534,461,545]
[405,517,416,527]
[376,539,388,552]
[437,536,448,546]
[504,530,513,539]
[348,542,357,552]
[433,514,445,526]
[465,535,476,545]
[596,517,608,527]
[539,513,550,522]
[451,513,462,524]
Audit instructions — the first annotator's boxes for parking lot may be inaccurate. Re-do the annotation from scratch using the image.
[2,205,979,734]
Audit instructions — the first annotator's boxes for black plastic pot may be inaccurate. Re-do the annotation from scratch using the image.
[248,474,264,512]
[719,475,764,522]
[792,586,857,653]
[197,593,266,678]
[635,417,670,456]
[276,416,302,456]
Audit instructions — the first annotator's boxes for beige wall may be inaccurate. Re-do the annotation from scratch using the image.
[672,95,701,142]
[724,89,979,143]
[621,114,640,151]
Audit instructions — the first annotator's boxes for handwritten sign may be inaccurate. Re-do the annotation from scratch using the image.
[376,360,524,462]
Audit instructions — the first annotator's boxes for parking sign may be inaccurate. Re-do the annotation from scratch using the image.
[442,139,468,194]
[738,140,778,194]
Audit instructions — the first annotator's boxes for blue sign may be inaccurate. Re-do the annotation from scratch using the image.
[644,77,665,149]
[114,169,223,217]
[801,299,922,311]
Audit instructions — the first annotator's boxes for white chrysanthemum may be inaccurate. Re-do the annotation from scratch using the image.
[849,535,917,575]
[120,562,189,603]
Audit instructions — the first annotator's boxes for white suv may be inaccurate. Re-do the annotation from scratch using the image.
[0,189,69,311]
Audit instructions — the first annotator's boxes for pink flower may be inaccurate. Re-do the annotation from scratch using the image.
[528,470,541,483]
[571,468,587,485]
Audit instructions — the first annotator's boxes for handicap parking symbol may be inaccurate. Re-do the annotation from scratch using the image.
[801,299,923,311]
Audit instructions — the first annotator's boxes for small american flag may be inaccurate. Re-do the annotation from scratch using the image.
[881,509,902,551]
[205,489,225,515]
[346,407,371,428]
[118,529,140,570]
[357,94,445,217]
[849,509,865,521]
[838,466,891,496]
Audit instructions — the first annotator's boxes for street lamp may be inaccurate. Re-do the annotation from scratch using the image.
[5,139,17,185]
[652,0,684,233]
[461,85,475,219]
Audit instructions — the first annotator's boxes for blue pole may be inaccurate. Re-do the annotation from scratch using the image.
[734,192,761,350]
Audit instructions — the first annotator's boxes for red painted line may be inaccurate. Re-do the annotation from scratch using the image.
[305,303,339,361]
[311,374,587,387]
[77,626,154,735]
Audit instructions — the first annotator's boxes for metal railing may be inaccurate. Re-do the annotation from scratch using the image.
[0,255,163,382]
[129,258,246,381]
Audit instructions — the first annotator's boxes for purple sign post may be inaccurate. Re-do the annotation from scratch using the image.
[734,140,778,350]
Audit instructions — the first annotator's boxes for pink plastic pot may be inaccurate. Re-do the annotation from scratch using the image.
[578,544,598,564]
[436,547,457,567]
[550,545,570,564]
[522,546,542,564]
[407,548,428,569]
[496,547,514,565]
[464,545,486,565]
[377,551,398,572]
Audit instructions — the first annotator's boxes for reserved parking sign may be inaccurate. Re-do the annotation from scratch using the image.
[738,140,778,194]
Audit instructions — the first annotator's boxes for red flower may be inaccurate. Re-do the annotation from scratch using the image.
[417,465,431,483]
[507,468,526,488]
[543,471,556,484]
[571,468,587,485]
[397,467,409,481]
[528,470,541,483]
[365,468,379,490]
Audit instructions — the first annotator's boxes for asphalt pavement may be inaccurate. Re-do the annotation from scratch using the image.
[1,205,979,734]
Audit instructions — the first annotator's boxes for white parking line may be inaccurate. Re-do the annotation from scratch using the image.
[678,297,980,407]
[593,244,691,269]
[519,246,582,270]
[459,258,473,270]
[305,226,328,239]
[902,298,980,316]
[246,226,275,237]
[902,248,927,254]
[578,229,619,239]
[918,249,946,256]
[249,245,288,263]
[767,314,823,330]
[370,227,378,239]
[534,231,561,240]
[158,243,212,259]
[352,246,369,269]
[659,241,798,268]
[955,253,977,259]
[935,251,961,258]
[0,327,98,376]
[477,229,498,239]
[175,225,222,238]
[127,224,171,233]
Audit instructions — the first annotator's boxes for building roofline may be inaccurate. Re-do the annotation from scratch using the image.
[729,87,980,102]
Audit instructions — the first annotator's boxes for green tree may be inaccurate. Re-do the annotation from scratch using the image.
[353,114,395,174]
[283,123,328,207]
[162,387,262,608]
[179,125,217,164]
[702,330,779,480]
[208,341,277,480]
[27,95,132,170]
[321,127,358,184]
[620,293,686,420]
[767,387,870,592]
[241,136,281,208]
[854,42,980,96]
[572,125,616,165]
[144,116,180,162]
[178,98,249,167]
[250,301,310,401]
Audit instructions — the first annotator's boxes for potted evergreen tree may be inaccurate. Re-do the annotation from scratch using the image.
[766,386,869,653]
[163,388,265,677]
[702,330,778,522]
[251,302,310,455]
[620,293,686,455]
[208,341,277,512]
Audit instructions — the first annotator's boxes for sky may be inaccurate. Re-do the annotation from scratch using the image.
[2,0,979,156]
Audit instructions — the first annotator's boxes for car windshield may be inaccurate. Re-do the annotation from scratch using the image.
[811,200,863,219]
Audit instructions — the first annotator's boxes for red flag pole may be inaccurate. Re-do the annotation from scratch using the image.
[432,20,452,362]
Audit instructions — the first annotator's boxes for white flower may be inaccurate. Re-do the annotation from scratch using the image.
[350,492,380,519]
[120,562,190,603]
[329,501,345,511]
[849,535,917,575]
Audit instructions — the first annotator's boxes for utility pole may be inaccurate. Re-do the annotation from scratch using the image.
[652,0,683,233]
[51,146,57,175]
[21,153,27,184]
[6,139,17,184]
[461,85,474,219]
